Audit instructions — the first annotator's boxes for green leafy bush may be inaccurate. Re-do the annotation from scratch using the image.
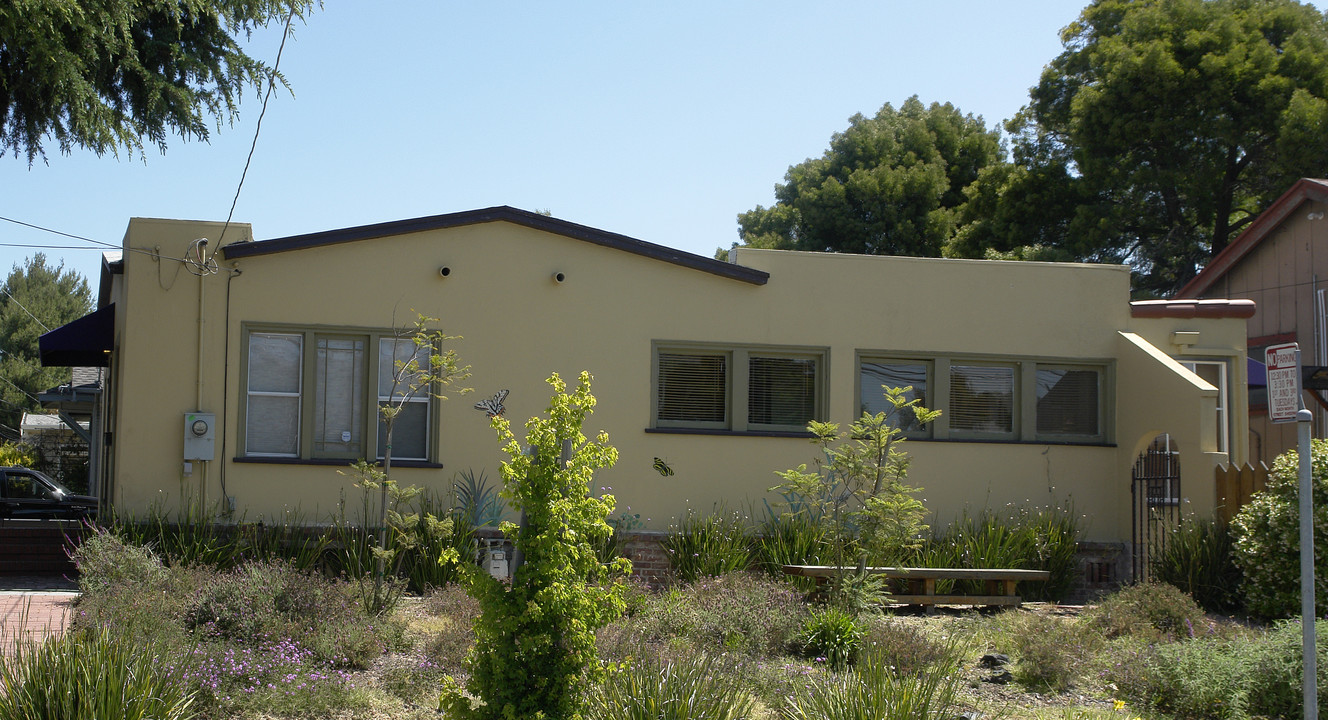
[0,627,196,720]
[1082,582,1206,641]
[1233,438,1328,619]
[1244,619,1328,719]
[588,653,755,720]
[1149,516,1243,613]
[799,606,862,670]
[0,441,37,467]
[442,372,629,720]
[663,507,753,583]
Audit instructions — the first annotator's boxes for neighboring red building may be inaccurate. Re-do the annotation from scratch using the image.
[1177,178,1328,465]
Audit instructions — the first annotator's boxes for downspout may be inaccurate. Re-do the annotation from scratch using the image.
[198,264,207,510]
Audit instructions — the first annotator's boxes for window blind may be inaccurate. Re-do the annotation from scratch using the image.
[950,364,1014,433]
[657,353,727,424]
[749,356,816,427]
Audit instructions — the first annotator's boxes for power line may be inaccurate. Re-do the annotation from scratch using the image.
[0,215,118,249]
[209,7,298,264]
[0,374,41,404]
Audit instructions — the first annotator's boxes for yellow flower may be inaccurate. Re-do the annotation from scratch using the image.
[1113,699,1126,711]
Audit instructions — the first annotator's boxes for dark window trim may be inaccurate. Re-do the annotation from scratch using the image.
[233,456,444,469]
[644,427,815,439]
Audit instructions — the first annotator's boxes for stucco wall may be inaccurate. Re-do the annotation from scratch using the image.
[106,217,1248,544]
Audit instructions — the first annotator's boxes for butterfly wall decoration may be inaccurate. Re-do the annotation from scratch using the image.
[652,457,674,477]
[474,389,509,418]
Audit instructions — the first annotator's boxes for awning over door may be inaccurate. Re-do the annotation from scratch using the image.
[39,304,113,367]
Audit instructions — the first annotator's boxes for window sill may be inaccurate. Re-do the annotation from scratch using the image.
[912,437,1116,448]
[234,457,444,469]
[645,427,815,439]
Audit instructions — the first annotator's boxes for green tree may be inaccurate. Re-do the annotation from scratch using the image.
[730,96,1005,259]
[956,0,1328,296]
[772,386,938,611]
[0,254,92,438]
[443,371,628,720]
[0,0,318,163]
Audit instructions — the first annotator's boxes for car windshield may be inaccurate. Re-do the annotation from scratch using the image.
[25,469,69,495]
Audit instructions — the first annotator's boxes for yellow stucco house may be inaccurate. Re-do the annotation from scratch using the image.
[42,208,1253,584]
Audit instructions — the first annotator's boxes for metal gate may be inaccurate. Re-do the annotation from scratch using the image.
[1131,435,1182,582]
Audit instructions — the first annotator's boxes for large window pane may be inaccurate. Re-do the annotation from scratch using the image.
[246,333,301,456]
[860,360,929,433]
[378,338,431,460]
[378,338,429,399]
[657,353,727,425]
[379,400,428,460]
[950,364,1014,433]
[314,337,365,456]
[1036,368,1100,437]
[749,356,817,428]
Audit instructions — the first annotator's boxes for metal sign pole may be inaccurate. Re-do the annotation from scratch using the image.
[1299,407,1319,720]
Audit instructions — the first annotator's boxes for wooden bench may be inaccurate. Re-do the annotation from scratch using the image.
[782,565,1051,609]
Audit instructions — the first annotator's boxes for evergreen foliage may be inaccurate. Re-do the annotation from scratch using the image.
[0,0,319,163]
[0,253,92,437]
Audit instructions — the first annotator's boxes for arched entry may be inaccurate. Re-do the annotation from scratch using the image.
[1131,434,1182,582]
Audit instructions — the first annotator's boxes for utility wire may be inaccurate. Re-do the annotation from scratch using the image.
[0,215,118,249]
[0,374,42,404]
[0,216,195,265]
[0,288,50,331]
[209,7,298,263]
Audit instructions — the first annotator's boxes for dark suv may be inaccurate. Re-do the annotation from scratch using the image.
[0,467,98,520]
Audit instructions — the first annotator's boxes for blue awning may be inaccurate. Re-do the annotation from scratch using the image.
[1248,356,1266,388]
[39,304,113,367]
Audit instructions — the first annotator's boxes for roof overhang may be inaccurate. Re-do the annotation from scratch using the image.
[39,305,114,368]
[1129,298,1257,319]
[220,206,770,285]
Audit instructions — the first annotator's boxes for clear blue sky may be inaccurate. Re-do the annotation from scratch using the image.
[4,1,1316,289]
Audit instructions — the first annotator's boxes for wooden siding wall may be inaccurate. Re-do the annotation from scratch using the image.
[1214,462,1269,524]
[1199,199,1328,464]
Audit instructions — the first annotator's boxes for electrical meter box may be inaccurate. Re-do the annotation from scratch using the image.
[487,550,509,579]
[184,412,216,461]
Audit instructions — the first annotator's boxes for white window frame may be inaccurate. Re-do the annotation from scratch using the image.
[245,332,303,458]
[1182,360,1229,454]
[377,337,433,462]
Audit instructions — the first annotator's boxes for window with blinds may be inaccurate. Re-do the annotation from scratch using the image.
[657,352,728,427]
[246,332,303,456]
[378,338,431,460]
[859,359,930,435]
[749,356,818,429]
[950,364,1015,435]
[1036,367,1100,438]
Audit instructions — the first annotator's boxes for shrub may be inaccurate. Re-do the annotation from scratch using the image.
[663,507,753,583]
[779,638,967,720]
[0,627,196,720]
[858,617,950,678]
[1082,582,1207,641]
[1233,438,1328,619]
[1244,619,1328,719]
[635,572,806,657]
[997,611,1100,692]
[442,372,629,720]
[1149,516,1243,613]
[423,584,481,674]
[70,525,169,596]
[587,653,756,720]
[799,606,862,670]
[1124,635,1249,719]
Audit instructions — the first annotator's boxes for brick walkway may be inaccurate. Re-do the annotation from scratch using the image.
[0,576,78,651]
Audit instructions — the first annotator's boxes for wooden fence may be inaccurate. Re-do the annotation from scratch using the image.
[1214,462,1269,524]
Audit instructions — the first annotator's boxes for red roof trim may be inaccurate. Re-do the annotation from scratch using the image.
[1130,299,1257,319]
[1177,178,1328,298]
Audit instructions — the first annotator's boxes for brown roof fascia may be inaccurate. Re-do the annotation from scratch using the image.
[220,206,770,285]
[1130,298,1257,319]
[1177,178,1328,298]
